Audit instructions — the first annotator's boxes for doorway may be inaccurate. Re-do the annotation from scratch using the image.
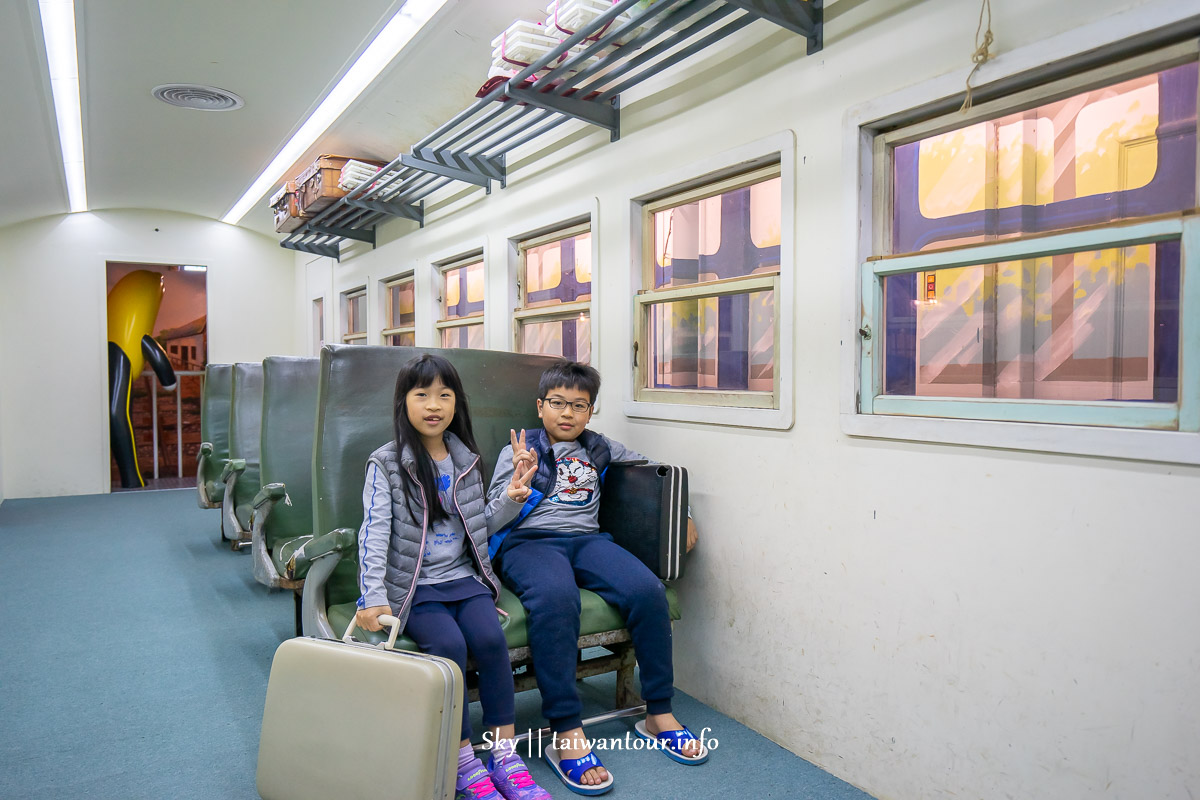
[105,262,208,491]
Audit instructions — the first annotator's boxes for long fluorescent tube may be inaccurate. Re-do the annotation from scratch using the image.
[39,0,87,213]
[222,0,451,225]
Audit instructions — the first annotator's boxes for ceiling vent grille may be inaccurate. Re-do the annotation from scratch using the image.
[152,84,244,111]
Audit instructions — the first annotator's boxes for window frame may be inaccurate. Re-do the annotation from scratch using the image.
[435,252,486,349]
[844,23,1200,464]
[340,287,366,345]
[381,273,416,346]
[513,220,593,362]
[633,161,784,411]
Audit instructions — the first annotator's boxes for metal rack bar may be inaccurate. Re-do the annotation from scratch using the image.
[276,0,822,259]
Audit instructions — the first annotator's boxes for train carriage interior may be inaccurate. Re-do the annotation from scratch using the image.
[2,0,1198,798]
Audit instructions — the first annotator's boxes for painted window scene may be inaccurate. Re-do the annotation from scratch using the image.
[892,63,1197,255]
[648,175,780,393]
[520,229,591,362]
[343,290,366,343]
[384,278,415,346]
[883,242,1180,401]
[522,314,591,363]
[884,63,1195,403]
[441,324,485,349]
[442,259,485,320]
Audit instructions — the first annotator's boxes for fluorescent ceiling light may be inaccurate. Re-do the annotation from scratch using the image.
[39,0,87,213]
[181,265,207,272]
[222,0,451,225]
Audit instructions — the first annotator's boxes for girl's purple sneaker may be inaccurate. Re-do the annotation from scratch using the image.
[488,753,553,800]
[456,763,502,800]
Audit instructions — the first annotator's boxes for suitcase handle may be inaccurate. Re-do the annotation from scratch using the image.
[342,613,403,651]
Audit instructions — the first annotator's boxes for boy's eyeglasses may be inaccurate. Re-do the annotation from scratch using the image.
[543,398,592,413]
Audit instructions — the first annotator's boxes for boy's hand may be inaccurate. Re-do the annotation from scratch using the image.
[506,451,538,502]
[510,429,535,471]
[686,519,698,552]
[355,605,393,632]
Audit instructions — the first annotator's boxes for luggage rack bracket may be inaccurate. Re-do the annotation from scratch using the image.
[401,149,507,192]
[503,87,621,142]
[307,224,376,246]
[281,238,341,260]
[344,197,425,227]
[726,0,822,53]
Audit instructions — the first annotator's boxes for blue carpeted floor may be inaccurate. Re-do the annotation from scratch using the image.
[0,490,875,799]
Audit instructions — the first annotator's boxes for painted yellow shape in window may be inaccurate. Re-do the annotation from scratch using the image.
[918,125,987,219]
[466,261,485,303]
[1075,83,1158,196]
[575,233,592,283]
[750,177,781,249]
[526,245,562,292]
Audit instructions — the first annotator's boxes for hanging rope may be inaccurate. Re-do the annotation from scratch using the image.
[960,0,994,113]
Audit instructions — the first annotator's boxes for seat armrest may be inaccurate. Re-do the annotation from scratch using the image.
[298,528,357,638]
[220,458,246,483]
[253,482,288,511]
[287,527,355,580]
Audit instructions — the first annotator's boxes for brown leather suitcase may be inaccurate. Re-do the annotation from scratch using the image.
[256,616,463,800]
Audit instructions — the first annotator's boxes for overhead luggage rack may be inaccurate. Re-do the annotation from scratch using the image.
[279,0,822,260]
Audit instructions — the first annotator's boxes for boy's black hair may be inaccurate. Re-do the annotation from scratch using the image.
[392,354,479,523]
[538,360,601,405]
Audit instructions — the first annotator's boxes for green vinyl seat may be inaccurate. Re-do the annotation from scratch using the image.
[196,364,232,509]
[250,357,320,594]
[221,362,264,547]
[294,344,679,707]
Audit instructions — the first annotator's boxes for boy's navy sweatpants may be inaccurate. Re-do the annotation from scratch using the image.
[404,593,514,741]
[498,528,674,733]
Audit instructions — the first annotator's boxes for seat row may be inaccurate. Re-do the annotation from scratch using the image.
[195,345,683,710]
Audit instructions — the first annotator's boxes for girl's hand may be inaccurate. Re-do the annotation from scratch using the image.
[510,429,535,471]
[506,451,537,502]
[355,605,393,632]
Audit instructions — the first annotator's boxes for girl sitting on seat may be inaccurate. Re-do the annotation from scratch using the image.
[352,354,548,800]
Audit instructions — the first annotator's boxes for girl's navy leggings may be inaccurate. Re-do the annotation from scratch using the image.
[405,593,514,740]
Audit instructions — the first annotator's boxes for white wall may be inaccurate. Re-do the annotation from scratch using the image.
[296,1,1200,798]
[0,209,298,499]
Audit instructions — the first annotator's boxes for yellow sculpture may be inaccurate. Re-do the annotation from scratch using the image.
[108,270,177,488]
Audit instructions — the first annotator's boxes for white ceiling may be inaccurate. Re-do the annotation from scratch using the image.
[1,0,548,236]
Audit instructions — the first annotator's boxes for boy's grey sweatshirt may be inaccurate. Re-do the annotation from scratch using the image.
[487,433,646,535]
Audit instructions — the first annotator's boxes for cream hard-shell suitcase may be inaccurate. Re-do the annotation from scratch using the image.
[256,615,463,800]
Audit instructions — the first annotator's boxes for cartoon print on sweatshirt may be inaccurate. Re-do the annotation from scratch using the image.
[550,456,598,506]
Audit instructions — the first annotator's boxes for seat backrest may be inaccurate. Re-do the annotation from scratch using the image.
[200,364,233,461]
[260,356,321,549]
[229,362,265,510]
[313,345,556,606]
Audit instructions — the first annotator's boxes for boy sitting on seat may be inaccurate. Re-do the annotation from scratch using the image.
[486,360,705,795]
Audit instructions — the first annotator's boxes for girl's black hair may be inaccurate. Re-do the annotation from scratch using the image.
[392,354,480,523]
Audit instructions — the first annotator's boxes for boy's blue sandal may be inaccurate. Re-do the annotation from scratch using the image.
[543,745,614,796]
[633,720,711,765]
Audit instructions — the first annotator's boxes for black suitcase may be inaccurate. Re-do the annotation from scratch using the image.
[599,462,689,581]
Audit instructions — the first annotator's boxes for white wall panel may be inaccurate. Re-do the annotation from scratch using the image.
[0,209,297,499]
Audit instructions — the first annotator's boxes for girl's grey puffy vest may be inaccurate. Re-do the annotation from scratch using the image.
[368,432,500,631]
